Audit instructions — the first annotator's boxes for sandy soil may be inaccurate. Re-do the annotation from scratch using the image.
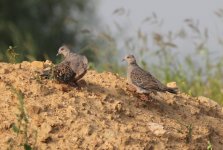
[0,61,223,150]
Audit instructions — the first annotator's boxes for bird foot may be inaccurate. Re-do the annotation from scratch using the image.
[137,93,155,102]
[77,79,87,87]
[68,82,81,90]
[126,84,136,92]
[137,94,149,101]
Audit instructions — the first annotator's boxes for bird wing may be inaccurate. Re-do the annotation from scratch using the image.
[54,62,76,83]
[130,66,165,91]
[64,53,88,79]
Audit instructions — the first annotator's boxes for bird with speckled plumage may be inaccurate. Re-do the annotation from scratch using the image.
[54,45,88,86]
[123,54,178,94]
[53,61,77,86]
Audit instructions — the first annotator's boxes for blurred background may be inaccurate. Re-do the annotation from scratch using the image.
[0,0,223,103]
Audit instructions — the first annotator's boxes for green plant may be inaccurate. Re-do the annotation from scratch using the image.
[6,46,20,63]
[100,11,223,104]
[185,124,193,143]
[176,119,193,143]
[207,141,213,150]
[7,87,35,150]
[0,0,99,62]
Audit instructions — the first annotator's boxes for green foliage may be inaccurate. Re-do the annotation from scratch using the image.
[8,87,36,150]
[11,123,20,134]
[1,1,223,104]
[6,46,20,63]
[207,141,213,150]
[0,0,98,62]
[102,12,223,104]
[24,144,32,150]
[185,124,193,143]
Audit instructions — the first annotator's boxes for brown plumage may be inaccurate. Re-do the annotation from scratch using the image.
[53,62,76,85]
[53,45,88,86]
[56,45,88,82]
[123,54,178,94]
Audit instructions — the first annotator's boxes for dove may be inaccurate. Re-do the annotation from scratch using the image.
[55,45,88,86]
[53,61,77,86]
[122,54,178,94]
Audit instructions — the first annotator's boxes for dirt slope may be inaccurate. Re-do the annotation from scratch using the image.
[0,61,223,150]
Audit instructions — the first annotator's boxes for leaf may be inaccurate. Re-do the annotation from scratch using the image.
[141,60,147,68]
[113,21,122,31]
[207,141,212,150]
[100,32,114,42]
[11,123,20,133]
[6,46,20,63]
[177,29,187,39]
[215,9,223,18]
[24,144,32,150]
[113,8,125,16]
[153,33,163,43]
[188,23,200,34]
[164,42,177,48]
[196,42,205,50]
[184,18,192,23]
[137,29,146,41]
[142,17,151,23]
[80,29,91,34]
[152,12,157,19]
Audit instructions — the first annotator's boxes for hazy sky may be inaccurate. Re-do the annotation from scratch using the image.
[98,0,223,30]
[96,0,223,62]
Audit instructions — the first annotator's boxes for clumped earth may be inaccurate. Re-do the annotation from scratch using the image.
[0,61,223,150]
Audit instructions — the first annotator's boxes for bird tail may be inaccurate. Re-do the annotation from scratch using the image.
[166,87,178,94]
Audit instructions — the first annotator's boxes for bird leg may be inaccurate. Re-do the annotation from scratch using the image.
[138,94,149,101]
[68,82,81,89]
[126,84,137,92]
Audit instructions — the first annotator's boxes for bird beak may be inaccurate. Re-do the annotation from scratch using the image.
[56,53,59,56]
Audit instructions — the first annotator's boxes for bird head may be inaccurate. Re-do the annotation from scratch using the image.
[122,54,137,64]
[56,45,70,57]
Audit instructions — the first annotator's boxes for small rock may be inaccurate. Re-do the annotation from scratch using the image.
[14,64,21,69]
[40,85,52,96]
[0,68,9,74]
[83,124,94,136]
[32,84,52,96]
[167,82,177,88]
[57,134,64,138]
[42,136,53,143]
[1,121,12,130]
[148,122,166,136]
[21,61,31,69]
[112,101,123,113]
[154,142,166,150]
[44,60,53,68]
[57,104,65,109]
[124,108,134,117]
[29,105,42,114]
[121,135,131,145]
[66,106,78,117]
[31,61,44,70]
[38,123,52,142]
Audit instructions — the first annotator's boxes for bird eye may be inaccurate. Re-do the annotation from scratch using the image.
[61,48,64,51]
[127,56,130,58]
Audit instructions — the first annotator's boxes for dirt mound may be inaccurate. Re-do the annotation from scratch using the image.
[0,61,223,150]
